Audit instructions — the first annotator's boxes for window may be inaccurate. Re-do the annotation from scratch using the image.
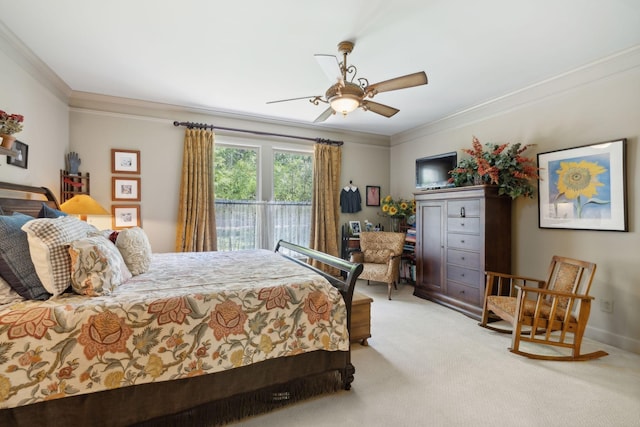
[214,143,312,251]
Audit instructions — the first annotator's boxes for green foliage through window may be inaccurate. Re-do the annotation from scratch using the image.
[273,151,312,202]
[214,146,257,200]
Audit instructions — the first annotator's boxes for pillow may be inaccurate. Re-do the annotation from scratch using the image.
[21,216,99,296]
[0,213,50,300]
[68,235,132,296]
[363,249,391,264]
[38,203,68,218]
[115,227,152,275]
[0,275,25,306]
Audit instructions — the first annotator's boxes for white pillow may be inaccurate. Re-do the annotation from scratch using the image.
[21,216,99,296]
[115,227,152,275]
[68,235,132,296]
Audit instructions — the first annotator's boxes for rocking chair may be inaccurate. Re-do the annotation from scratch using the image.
[479,255,608,361]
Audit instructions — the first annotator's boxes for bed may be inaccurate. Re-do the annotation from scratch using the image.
[0,182,363,426]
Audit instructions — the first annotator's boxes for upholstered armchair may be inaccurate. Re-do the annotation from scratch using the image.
[351,231,406,300]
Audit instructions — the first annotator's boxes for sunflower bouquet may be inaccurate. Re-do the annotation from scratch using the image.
[381,196,415,218]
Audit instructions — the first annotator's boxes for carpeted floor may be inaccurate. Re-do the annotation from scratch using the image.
[232,281,640,426]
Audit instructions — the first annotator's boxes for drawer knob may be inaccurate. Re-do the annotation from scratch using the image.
[460,240,465,243]
[460,207,465,217]
[461,256,465,260]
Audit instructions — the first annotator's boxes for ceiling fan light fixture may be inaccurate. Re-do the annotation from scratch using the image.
[330,95,360,116]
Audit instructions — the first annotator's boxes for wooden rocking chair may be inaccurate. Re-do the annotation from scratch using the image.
[479,255,608,361]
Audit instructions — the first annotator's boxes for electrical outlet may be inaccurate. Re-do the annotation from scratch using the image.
[600,298,613,313]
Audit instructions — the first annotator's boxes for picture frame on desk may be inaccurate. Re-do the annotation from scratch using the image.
[349,220,361,236]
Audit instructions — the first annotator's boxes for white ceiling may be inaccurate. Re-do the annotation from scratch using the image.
[1,0,639,136]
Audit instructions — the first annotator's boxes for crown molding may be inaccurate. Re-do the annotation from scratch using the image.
[0,21,71,102]
[69,91,390,147]
[391,45,640,146]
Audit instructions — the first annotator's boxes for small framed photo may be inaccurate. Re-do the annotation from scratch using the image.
[6,140,28,169]
[112,177,141,201]
[349,220,362,236]
[112,205,141,229]
[111,149,140,174]
[366,185,381,206]
[537,138,627,231]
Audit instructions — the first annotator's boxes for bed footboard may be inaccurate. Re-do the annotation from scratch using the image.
[275,239,363,389]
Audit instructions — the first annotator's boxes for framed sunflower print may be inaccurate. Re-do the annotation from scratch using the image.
[537,139,627,231]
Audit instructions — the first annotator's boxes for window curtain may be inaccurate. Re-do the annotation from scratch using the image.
[175,129,217,252]
[309,143,341,273]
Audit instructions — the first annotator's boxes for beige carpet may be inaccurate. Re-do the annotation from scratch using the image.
[235,281,640,426]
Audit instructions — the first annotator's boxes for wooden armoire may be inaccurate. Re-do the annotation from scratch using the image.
[414,185,511,319]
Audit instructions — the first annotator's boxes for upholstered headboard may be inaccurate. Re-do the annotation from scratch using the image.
[0,181,60,218]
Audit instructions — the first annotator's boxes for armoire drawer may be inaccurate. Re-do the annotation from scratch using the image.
[447,233,481,251]
[447,264,481,287]
[447,281,481,305]
[448,199,480,218]
[447,249,480,269]
[447,217,480,234]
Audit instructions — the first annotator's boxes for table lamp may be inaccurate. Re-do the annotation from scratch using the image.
[60,194,109,221]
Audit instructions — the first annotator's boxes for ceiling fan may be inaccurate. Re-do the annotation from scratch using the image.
[267,40,428,123]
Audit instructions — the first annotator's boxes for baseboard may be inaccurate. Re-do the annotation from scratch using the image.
[586,325,640,354]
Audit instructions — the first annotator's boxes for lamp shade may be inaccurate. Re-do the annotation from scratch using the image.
[60,194,109,216]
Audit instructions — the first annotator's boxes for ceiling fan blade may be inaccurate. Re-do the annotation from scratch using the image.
[366,71,428,96]
[314,54,342,82]
[313,107,335,123]
[361,100,399,118]
[267,95,321,104]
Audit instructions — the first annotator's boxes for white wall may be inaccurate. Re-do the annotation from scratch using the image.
[391,48,640,353]
[0,46,69,190]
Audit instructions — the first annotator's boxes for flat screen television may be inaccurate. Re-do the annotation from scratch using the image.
[415,151,458,190]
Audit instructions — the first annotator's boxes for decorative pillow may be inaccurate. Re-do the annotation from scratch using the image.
[21,216,99,296]
[68,235,132,296]
[0,275,25,306]
[363,249,391,264]
[38,203,68,218]
[115,227,152,275]
[0,213,50,300]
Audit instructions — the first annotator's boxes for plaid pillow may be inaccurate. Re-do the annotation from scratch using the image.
[22,216,98,296]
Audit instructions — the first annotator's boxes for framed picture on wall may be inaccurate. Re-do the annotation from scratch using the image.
[112,177,141,201]
[6,140,28,169]
[111,149,140,174]
[112,205,141,229]
[366,185,381,206]
[537,138,627,231]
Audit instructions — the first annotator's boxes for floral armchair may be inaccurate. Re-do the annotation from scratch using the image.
[350,231,406,300]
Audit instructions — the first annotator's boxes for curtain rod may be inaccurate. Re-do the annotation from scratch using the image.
[173,121,343,146]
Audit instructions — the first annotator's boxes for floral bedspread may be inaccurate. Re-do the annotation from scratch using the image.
[0,250,349,409]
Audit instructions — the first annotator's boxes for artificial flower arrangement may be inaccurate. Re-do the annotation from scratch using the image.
[448,136,540,199]
[381,195,416,217]
[0,110,25,135]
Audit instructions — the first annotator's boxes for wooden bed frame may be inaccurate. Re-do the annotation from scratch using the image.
[0,181,363,426]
